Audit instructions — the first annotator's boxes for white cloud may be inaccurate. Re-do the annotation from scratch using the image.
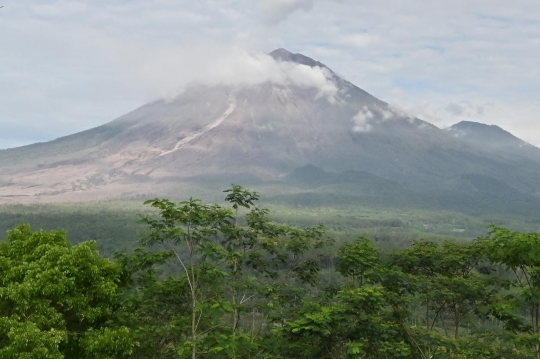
[388,89,540,146]
[352,106,374,132]
[445,101,486,117]
[380,108,394,120]
[338,33,378,48]
[104,41,338,101]
[260,0,314,24]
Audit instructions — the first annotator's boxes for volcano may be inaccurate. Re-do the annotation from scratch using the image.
[1,49,539,210]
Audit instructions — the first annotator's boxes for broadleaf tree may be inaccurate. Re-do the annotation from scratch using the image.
[0,224,133,359]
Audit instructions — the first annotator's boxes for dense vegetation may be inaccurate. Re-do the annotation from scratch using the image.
[2,185,540,358]
[0,225,132,358]
[2,192,538,256]
[0,203,144,254]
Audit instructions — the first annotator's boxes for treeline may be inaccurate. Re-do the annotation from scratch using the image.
[2,186,540,358]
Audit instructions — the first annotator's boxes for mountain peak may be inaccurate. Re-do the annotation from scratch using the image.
[2,50,540,206]
[448,121,515,140]
[446,120,540,164]
[269,48,328,69]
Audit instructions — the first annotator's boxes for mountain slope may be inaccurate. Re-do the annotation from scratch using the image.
[446,121,540,166]
[0,49,539,209]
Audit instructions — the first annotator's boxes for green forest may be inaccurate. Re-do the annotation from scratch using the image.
[2,185,540,358]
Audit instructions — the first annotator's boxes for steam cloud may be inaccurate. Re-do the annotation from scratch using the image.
[112,43,338,102]
[352,106,374,132]
[351,105,403,132]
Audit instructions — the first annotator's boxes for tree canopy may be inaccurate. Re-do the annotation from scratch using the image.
[2,186,540,358]
[0,224,133,359]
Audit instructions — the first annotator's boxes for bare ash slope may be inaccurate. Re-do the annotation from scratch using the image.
[1,49,539,204]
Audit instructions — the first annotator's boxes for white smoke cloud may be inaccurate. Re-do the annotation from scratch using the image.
[352,106,374,132]
[108,42,338,102]
[351,104,404,132]
[388,89,446,125]
[380,108,394,120]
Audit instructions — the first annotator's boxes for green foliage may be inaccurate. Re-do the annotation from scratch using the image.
[4,188,540,359]
[0,203,144,255]
[336,235,380,286]
[0,224,133,359]
[479,226,540,358]
[223,184,259,211]
[388,240,502,358]
[278,286,410,359]
[121,185,332,359]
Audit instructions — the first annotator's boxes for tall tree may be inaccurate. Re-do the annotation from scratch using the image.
[480,226,540,359]
[390,240,498,358]
[132,185,332,359]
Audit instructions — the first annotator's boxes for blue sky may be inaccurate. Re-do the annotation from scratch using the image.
[1,0,539,148]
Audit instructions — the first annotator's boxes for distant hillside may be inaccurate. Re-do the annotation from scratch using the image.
[446,121,540,166]
[276,164,540,217]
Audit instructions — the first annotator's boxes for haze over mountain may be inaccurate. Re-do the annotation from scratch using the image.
[1,49,539,214]
[446,121,540,166]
